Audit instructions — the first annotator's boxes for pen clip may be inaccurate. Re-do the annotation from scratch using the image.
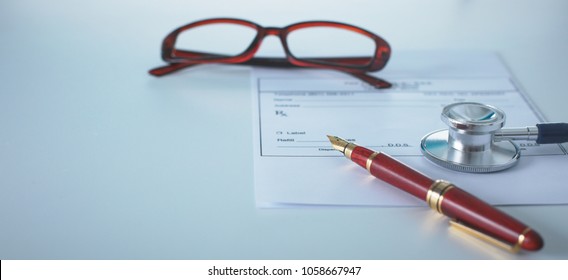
[449,219,522,253]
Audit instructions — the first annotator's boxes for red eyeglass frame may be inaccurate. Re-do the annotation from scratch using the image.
[149,18,392,88]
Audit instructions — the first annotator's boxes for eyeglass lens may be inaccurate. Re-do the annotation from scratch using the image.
[175,23,258,57]
[286,26,375,67]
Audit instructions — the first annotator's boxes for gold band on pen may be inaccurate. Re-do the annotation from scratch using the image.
[366,152,379,172]
[426,180,454,214]
[427,179,522,252]
[344,143,357,159]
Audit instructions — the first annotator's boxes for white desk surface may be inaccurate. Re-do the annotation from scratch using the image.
[1,0,567,259]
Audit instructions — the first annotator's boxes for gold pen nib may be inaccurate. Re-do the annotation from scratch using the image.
[327,135,349,154]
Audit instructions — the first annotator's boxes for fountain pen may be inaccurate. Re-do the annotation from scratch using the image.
[327,135,543,252]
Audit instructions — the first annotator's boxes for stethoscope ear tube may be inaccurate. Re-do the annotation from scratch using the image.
[536,123,568,144]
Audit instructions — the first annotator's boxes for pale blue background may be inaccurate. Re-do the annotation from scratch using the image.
[1,0,567,259]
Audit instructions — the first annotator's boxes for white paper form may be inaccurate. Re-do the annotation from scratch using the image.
[251,52,568,207]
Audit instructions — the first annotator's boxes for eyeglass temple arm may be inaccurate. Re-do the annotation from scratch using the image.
[149,52,391,88]
[169,50,377,66]
[150,49,381,71]
[149,56,307,77]
[149,60,391,89]
[348,72,392,89]
[148,63,194,76]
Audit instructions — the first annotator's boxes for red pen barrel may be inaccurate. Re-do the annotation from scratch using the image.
[350,145,543,252]
[441,188,544,251]
[352,146,433,201]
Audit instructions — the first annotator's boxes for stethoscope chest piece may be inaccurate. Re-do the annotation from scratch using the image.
[421,102,521,173]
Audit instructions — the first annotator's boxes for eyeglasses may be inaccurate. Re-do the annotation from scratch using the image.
[149,18,392,88]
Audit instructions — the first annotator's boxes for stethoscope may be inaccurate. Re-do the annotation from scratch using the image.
[420,102,568,173]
